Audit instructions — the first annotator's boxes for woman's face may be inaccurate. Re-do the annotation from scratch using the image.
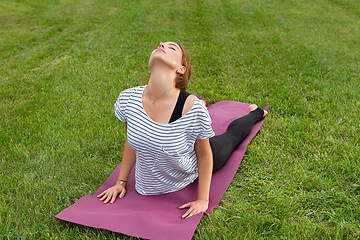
[149,42,183,71]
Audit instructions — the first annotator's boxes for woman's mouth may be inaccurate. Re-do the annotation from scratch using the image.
[156,48,166,53]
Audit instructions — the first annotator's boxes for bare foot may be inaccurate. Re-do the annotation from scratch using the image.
[249,104,258,112]
[249,104,268,118]
[263,109,268,117]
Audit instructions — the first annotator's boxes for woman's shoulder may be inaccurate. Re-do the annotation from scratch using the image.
[181,94,208,117]
[192,96,209,111]
[192,96,212,121]
[118,85,146,102]
[182,94,196,116]
[120,85,146,95]
[116,85,146,106]
[114,86,146,122]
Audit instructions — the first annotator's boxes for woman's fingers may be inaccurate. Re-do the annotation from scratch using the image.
[110,192,117,204]
[119,189,126,199]
[103,193,112,204]
[179,200,208,219]
[98,189,117,203]
[179,202,191,209]
[96,190,107,198]
[182,207,199,219]
[99,191,109,202]
[180,202,197,218]
[182,210,190,219]
[182,209,192,219]
[98,186,126,203]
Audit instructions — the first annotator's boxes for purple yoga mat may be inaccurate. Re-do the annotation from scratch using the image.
[55,100,269,240]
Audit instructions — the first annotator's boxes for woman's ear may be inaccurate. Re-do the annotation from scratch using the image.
[177,66,186,74]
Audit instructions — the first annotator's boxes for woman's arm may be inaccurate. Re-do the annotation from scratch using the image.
[97,122,136,203]
[179,138,213,218]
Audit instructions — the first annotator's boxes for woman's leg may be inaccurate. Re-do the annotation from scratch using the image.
[210,106,266,173]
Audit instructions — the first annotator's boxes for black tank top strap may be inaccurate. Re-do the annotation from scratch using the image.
[169,90,191,123]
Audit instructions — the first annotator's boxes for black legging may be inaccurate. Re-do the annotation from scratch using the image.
[210,107,264,172]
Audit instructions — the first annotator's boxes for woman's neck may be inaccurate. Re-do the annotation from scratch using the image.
[147,68,177,98]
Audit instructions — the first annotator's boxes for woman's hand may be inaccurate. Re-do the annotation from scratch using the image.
[179,199,209,219]
[97,184,126,204]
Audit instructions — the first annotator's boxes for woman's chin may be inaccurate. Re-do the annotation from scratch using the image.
[149,57,177,71]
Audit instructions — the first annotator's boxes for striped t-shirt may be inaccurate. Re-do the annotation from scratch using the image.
[114,85,215,195]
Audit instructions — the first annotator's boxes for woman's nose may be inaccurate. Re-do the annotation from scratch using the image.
[158,42,165,49]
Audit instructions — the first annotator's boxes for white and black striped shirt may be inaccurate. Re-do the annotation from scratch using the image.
[114,85,215,195]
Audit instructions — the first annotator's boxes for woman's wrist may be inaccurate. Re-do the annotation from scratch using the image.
[116,179,127,186]
[197,198,209,202]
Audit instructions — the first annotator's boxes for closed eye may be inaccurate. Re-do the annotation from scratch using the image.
[169,47,176,50]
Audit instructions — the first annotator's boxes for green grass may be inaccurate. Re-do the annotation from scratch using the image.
[1,0,359,239]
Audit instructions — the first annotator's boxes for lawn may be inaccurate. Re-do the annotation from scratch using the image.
[1,0,359,239]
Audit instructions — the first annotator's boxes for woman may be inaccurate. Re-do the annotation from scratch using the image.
[97,42,268,219]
